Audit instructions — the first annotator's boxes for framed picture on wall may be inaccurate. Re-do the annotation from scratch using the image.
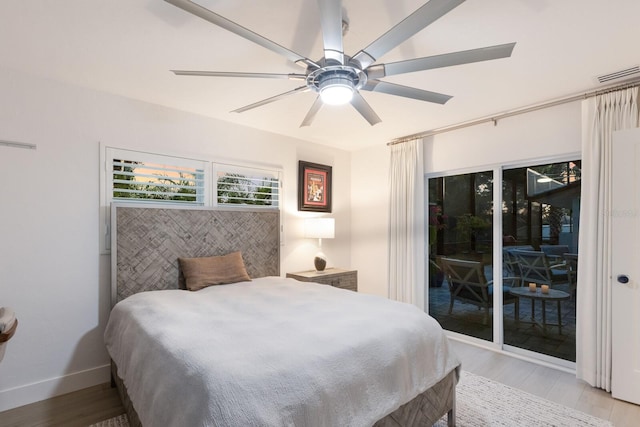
[298,161,332,212]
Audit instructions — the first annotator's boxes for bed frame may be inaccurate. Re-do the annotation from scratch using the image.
[109,204,456,426]
[110,204,281,306]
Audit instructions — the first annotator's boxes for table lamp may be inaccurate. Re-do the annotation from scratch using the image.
[304,218,335,271]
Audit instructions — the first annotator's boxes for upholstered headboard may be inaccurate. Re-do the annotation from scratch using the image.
[111,204,280,305]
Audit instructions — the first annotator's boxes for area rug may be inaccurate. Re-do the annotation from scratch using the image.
[433,371,612,427]
[90,371,612,427]
[90,414,128,427]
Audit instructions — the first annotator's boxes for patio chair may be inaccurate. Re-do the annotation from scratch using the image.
[511,249,568,290]
[440,257,518,325]
[503,246,534,286]
[540,244,570,264]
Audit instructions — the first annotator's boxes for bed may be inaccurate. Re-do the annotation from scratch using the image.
[106,204,460,426]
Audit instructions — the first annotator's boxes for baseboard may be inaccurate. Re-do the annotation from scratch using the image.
[0,364,111,412]
[446,333,576,374]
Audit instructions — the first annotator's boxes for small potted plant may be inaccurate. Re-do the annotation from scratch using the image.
[455,213,490,253]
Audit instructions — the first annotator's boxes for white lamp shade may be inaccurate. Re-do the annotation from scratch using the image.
[304,218,335,239]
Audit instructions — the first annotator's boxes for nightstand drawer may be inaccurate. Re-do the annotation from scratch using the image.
[286,268,358,292]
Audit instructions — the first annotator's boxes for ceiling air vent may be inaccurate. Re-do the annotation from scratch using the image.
[596,66,640,84]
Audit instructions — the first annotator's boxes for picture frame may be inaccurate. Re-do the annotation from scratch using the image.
[298,161,332,212]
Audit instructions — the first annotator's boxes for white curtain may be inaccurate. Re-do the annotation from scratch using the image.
[577,87,639,390]
[388,139,425,309]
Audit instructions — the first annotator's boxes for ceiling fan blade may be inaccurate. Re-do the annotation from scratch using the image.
[317,0,344,64]
[291,0,322,60]
[362,80,452,104]
[171,70,307,80]
[369,42,516,78]
[164,0,319,69]
[300,97,324,127]
[232,86,310,113]
[350,92,381,126]
[353,0,465,69]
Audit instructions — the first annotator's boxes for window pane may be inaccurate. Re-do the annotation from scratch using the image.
[503,160,580,362]
[112,159,205,204]
[428,171,494,342]
[428,160,580,364]
[215,163,280,208]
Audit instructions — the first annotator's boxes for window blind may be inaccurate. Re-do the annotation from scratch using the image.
[215,163,280,208]
[108,149,207,205]
[102,147,280,252]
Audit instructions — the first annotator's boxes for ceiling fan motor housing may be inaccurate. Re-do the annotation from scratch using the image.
[307,58,368,105]
[307,59,367,93]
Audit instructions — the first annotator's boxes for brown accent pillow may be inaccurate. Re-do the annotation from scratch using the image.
[178,251,251,291]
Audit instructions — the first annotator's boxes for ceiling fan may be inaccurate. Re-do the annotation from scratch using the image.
[165,0,516,126]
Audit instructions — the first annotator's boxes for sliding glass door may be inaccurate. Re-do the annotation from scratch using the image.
[428,160,581,363]
[427,171,494,342]
[502,161,580,362]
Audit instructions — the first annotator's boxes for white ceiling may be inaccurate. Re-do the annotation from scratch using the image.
[1,0,639,151]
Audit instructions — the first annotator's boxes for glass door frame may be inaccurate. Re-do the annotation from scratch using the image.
[426,153,580,370]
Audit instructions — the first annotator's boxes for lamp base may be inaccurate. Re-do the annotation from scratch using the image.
[314,252,327,272]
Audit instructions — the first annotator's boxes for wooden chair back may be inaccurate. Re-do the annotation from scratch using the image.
[512,249,567,287]
[440,257,490,303]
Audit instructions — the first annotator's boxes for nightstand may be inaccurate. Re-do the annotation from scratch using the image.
[286,268,358,292]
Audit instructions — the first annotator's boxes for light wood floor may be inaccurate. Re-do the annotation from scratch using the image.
[0,382,123,427]
[449,339,640,426]
[1,340,638,426]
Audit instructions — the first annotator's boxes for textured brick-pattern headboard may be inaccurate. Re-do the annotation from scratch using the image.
[111,205,280,305]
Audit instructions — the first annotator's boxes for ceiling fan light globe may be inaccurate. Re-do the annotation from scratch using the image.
[319,75,354,105]
[320,85,353,105]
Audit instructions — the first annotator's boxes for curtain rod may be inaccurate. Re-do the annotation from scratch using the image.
[388,78,640,146]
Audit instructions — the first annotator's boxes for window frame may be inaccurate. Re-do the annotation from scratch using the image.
[425,152,580,368]
[100,144,282,253]
[213,162,281,208]
[109,151,208,205]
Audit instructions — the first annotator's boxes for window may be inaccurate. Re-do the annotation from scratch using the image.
[428,171,495,341]
[214,163,280,208]
[101,146,282,252]
[427,158,581,365]
[107,148,208,206]
[112,159,206,204]
[502,160,580,363]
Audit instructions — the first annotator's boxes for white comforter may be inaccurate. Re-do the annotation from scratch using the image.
[104,277,460,427]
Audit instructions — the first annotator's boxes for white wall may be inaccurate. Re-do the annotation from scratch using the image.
[424,102,582,173]
[0,68,352,411]
[351,101,582,297]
